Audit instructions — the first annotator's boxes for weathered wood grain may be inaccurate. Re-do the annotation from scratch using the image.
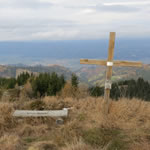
[80,59,106,65]
[104,32,116,114]
[113,60,142,67]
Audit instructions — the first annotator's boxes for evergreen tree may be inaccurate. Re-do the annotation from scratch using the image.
[0,77,16,89]
[89,77,150,101]
[31,72,66,97]
[7,78,16,89]
[71,73,79,88]
[89,86,104,97]
[17,72,30,86]
[110,83,121,100]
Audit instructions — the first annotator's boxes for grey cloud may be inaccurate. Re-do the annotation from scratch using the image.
[0,0,53,9]
[0,19,77,33]
[0,0,149,41]
[66,3,140,13]
[95,4,140,13]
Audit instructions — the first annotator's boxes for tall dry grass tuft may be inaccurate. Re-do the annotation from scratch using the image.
[1,89,20,102]
[18,124,48,137]
[105,98,150,129]
[20,81,33,100]
[60,82,89,99]
[62,139,101,150]
[0,102,15,135]
[60,82,77,98]
[27,141,57,150]
[69,97,150,130]
[129,140,150,150]
[69,97,106,128]
[0,134,22,150]
[43,96,73,110]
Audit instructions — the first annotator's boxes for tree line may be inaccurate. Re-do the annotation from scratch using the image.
[0,72,79,97]
[89,78,150,101]
[0,72,31,89]
[0,71,150,101]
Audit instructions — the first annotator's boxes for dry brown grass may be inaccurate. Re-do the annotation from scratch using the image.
[60,82,89,99]
[0,134,22,150]
[43,96,73,110]
[27,141,57,150]
[0,97,150,150]
[0,102,15,136]
[62,139,101,150]
[18,124,48,137]
[20,81,33,100]
[105,98,150,129]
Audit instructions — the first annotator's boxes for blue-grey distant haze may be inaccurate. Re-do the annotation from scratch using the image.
[0,38,150,68]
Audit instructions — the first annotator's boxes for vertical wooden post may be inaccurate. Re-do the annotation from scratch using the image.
[104,32,116,114]
[80,32,142,114]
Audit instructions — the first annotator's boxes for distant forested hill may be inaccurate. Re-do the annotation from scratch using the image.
[1,64,150,86]
[76,64,150,85]
[0,65,72,79]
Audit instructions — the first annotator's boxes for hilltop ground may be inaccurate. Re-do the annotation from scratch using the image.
[0,96,150,150]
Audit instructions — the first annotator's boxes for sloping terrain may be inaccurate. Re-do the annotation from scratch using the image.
[76,64,150,86]
[0,65,72,79]
[0,97,150,150]
[1,64,150,86]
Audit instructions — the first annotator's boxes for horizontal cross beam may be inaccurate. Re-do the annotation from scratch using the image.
[80,59,106,65]
[80,59,142,67]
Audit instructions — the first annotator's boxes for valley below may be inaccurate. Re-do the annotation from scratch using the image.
[1,63,150,86]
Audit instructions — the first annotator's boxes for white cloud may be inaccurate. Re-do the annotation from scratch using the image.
[103,1,150,6]
[31,29,79,40]
[79,8,96,14]
[0,0,149,41]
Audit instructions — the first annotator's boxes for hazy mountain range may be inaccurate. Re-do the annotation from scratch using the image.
[0,38,150,85]
[0,38,150,69]
[1,64,150,86]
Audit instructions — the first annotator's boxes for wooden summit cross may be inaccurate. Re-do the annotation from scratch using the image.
[80,32,142,114]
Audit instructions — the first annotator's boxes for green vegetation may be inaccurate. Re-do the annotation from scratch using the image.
[89,86,104,97]
[0,72,31,89]
[17,72,31,86]
[29,100,46,110]
[1,71,150,102]
[0,77,16,89]
[82,128,128,149]
[71,73,79,88]
[31,72,66,97]
[111,78,150,101]
[89,77,150,101]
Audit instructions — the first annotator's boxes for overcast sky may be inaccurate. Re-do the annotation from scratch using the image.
[0,0,150,41]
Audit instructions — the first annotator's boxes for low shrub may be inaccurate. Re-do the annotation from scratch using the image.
[29,100,46,110]
[82,128,128,149]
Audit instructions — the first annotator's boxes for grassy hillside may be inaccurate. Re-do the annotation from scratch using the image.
[0,96,150,150]
[77,64,150,86]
